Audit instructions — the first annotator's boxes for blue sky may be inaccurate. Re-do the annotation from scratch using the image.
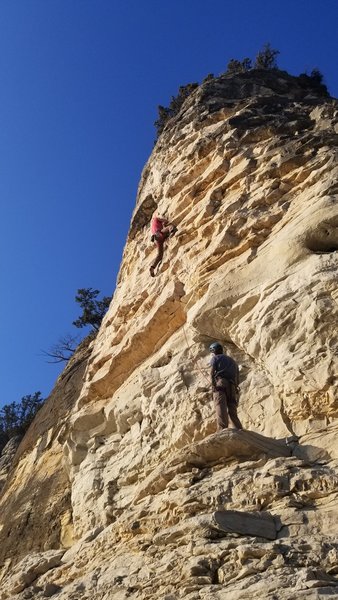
[0,0,337,408]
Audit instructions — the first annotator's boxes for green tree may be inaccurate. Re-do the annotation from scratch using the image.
[73,288,111,332]
[17,392,44,433]
[309,68,324,84]
[0,402,18,437]
[202,73,214,84]
[226,59,242,74]
[298,68,328,96]
[154,82,199,138]
[254,43,280,69]
[154,105,171,137]
[0,392,44,438]
[241,58,252,71]
[226,57,252,74]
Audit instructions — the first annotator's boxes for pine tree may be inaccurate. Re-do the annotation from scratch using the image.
[226,58,252,74]
[0,392,44,438]
[254,43,280,69]
[154,83,199,138]
[73,288,111,332]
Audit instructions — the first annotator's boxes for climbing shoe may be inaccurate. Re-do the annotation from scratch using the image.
[150,266,155,277]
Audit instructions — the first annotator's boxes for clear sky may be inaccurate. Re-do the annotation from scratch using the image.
[0,0,337,408]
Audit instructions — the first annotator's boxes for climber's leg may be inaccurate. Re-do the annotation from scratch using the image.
[225,381,243,429]
[228,401,243,429]
[150,231,169,276]
[213,384,229,431]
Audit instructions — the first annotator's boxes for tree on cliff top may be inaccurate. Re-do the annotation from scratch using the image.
[298,68,328,96]
[254,43,280,70]
[224,44,278,75]
[154,82,199,138]
[73,288,111,333]
[226,57,252,74]
[155,45,329,139]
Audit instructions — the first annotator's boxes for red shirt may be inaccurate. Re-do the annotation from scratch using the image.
[151,217,167,235]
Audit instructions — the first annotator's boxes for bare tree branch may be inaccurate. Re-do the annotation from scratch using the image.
[41,334,80,363]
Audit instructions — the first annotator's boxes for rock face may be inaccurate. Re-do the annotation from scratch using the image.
[1,69,338,599]
[0,436,22,493]
[0,338,92,578]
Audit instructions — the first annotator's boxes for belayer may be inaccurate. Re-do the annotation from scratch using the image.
[149,214,177,277]
[209,342,243,431]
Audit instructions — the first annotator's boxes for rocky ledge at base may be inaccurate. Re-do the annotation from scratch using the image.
[135,429,292,501]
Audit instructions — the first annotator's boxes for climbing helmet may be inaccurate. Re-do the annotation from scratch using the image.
[209,342,223,354]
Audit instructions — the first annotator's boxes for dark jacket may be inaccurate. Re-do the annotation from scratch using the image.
[210,354,239,385]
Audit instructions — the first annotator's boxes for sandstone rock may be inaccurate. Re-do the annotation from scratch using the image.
[1,70,338,599]
[0,338,92,573]
[0,550,64,598]
[213,509,277,539]
[0,436,22,492]
[294,423,338,462]
[135,429,291,501]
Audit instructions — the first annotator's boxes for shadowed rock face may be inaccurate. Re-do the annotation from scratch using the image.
[1,71,338,599]
[0,338,92,576]
[0,436,22,492]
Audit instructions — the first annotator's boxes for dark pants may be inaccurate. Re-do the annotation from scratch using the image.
[151,228,172,269]
[213,377,243,431]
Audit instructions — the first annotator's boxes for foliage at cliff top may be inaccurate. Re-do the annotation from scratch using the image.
[154,43,328,139]
[154,83,199,139]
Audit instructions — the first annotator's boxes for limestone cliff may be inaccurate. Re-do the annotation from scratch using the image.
[1,69,338,599]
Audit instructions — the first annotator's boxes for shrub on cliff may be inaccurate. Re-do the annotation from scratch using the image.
[224,44,278,74]
[225,57,252,74]
[202,73,215,83]
[73,288,111,333]
[154,82,199,138]
[298,68,328,96]
[308,68,324,85]
[154,46,329,139]
[254,43,280,69]
[0,392,44,439]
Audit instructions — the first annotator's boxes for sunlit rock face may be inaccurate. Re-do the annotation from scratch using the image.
[1,70,338,599]
[79,70,338,434]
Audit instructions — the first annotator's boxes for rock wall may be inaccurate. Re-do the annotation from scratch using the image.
[1,70,338,599]
[0,338,92,580]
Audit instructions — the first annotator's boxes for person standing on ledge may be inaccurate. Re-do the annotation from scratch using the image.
[209,342,243,431]
[149,213,177,277]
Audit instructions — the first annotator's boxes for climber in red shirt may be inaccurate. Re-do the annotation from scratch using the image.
[149,214,177,277]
